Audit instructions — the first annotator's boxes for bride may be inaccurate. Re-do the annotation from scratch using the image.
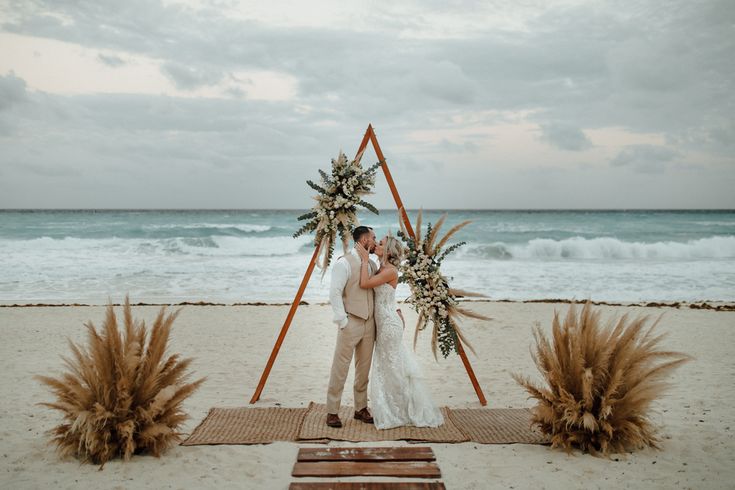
[355,236,444,429]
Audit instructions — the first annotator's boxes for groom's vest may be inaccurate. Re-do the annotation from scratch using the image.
[342,253,374,320]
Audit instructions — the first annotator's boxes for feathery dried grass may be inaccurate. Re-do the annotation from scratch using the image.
[398,209,490,358]
[512,301,691,456]
[37,296,205,465]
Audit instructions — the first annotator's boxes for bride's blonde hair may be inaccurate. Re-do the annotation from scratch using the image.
[381,235,404,268]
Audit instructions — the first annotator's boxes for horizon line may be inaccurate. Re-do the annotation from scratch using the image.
[1,207,734,212]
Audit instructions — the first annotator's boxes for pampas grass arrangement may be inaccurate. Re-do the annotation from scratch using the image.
[513,301,691,455]
[37,297,205,465]
[397,209,490,359]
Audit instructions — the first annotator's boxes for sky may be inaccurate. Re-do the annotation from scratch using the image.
[0,0,733,209]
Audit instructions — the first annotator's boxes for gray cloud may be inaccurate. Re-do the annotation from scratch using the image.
[97,53,126,67]
[610,144,679,173]
[14,161,82,177]
[4,1,732,134]
[439,138,479,153]
[160,61,223,90]
[0,72,28,111]
[539,122,592,151]
[0,0,733,208]
[417,60,477,105]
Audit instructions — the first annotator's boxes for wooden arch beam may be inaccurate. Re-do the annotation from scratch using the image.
[249,124,487,406]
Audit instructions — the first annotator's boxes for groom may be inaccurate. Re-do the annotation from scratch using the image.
[325,225,377,428]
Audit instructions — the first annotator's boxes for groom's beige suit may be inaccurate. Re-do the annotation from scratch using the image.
[327,247,376,414]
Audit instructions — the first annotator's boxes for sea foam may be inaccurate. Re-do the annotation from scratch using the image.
[461,236,735,260]
[1,210,733,304]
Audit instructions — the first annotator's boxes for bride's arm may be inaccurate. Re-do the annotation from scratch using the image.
[359,261,397,289]
[355,244,397,289]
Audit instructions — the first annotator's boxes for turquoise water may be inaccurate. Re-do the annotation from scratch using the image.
[1,209,734,303]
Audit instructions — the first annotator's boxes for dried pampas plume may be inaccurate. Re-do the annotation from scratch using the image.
[513,301,691,455]
[397,209,490,359]
[36,296,205,465]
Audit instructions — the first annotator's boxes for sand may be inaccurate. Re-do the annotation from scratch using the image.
[1,301,734,489]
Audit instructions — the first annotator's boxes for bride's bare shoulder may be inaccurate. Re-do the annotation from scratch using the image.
[382,264,398,274]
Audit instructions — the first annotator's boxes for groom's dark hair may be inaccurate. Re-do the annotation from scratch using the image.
[352,226,373,242]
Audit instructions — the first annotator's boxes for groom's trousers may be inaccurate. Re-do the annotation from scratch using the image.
[326,312,376,414]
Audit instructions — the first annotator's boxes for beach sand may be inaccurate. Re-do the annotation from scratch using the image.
[1,301,733,489]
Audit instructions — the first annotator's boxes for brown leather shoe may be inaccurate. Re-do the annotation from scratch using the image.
[354,407,374,424]
[326,413,342,428]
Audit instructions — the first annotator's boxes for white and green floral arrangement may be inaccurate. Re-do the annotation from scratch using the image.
[294,150,381,271]
[397,210,490,359]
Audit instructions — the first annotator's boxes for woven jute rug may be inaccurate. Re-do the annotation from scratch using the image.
[297,402,469,443]
[448,408,551,445]
[181,407,308,445]
[181,404,551,446]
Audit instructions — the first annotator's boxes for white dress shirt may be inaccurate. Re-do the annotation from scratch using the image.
[329,247,375,329]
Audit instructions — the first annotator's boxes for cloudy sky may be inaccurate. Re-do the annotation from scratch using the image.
[0,0,733,209]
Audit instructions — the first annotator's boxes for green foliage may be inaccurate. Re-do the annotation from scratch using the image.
[358,199,380,215]
[398,211,485,359]
[296,152,382,270]
[306,180,326,194]
[437,241,466,264]
[437,318,461,357]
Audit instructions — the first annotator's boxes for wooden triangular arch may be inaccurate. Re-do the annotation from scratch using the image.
[249,124,488,406]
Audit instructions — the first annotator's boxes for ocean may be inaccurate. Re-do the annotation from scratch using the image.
[1,209,734,304]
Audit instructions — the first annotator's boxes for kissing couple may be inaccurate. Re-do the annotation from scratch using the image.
[325,225,444,429]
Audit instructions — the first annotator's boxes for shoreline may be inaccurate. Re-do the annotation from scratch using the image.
[2,298,734,311]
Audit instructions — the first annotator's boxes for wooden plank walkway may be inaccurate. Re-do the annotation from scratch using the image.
[292,461,441,478]
[290,446,445,489]
[297,447,436,462]
[289,483,446,489]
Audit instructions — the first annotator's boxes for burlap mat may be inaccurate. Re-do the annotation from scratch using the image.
[448,408,551,445]
[181,404,550,446]
[181,407,308,445]
[297,402,469,443]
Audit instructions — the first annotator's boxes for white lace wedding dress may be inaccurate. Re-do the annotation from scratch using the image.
[370,283,444,429]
